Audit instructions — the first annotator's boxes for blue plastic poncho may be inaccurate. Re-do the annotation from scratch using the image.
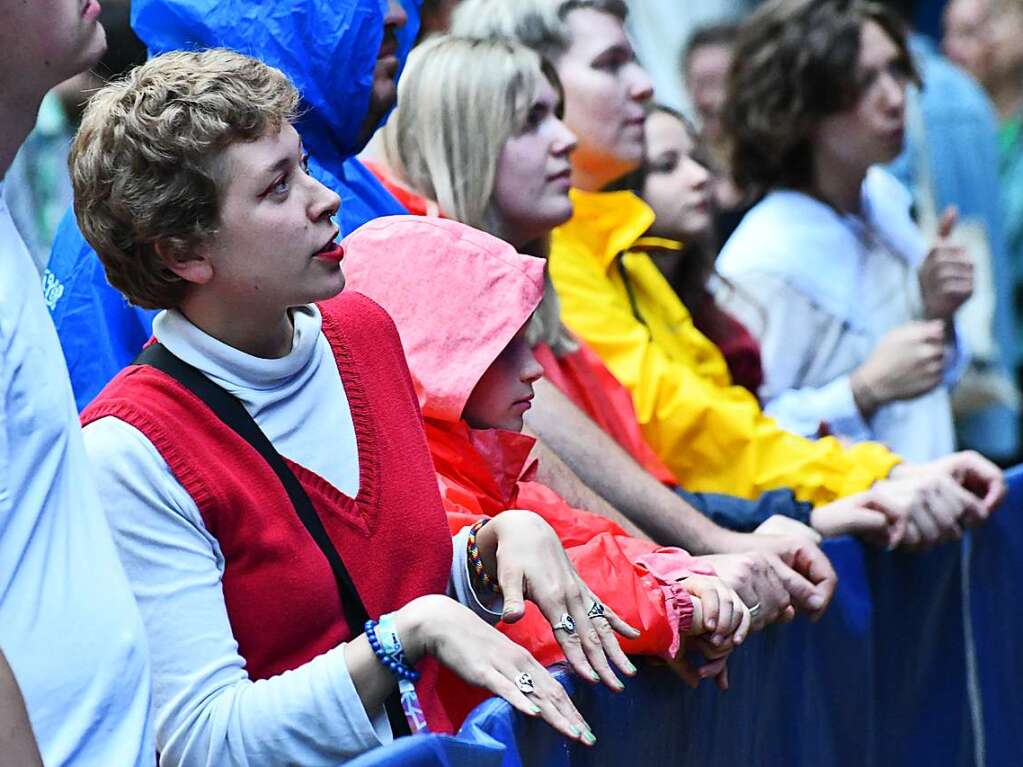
[46,0,419,410]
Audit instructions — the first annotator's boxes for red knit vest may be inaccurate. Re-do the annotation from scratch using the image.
[81,292,455,732]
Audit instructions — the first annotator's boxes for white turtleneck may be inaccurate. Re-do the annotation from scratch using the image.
[83,304,498,767]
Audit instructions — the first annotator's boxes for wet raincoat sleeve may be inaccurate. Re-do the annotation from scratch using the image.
[434,459,706,665]
[549,233,901,508]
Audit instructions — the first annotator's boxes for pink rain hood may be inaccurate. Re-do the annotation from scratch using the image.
[340,216,545,422]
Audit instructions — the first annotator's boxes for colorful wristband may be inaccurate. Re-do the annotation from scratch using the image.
[467,518,502,595]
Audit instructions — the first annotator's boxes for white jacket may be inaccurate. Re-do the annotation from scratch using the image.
[717,167,964,462]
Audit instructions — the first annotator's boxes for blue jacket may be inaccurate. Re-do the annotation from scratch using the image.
[46,0,419,410]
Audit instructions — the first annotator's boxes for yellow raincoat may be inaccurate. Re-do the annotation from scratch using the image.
[549,189,900,506]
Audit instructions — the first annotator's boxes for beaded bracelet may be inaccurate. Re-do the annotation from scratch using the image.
[365,615,429,734]
[365,618,419,681]
[467,518,502,596]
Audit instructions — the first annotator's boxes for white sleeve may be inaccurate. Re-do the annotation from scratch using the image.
[449,526,504,623]
[83,417,391,767]
[721,272,874,443]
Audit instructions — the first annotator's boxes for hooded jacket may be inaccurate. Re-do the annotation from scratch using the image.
[341,217,712,679]
[46,0,416,410]
[550,188,902,506]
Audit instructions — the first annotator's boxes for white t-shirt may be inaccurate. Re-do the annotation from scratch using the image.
[83,305,501,767]
[0,182,154,765]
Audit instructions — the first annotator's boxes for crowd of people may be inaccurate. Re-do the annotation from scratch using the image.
[0,0,1017,764]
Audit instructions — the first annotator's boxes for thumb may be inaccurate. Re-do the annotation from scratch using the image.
[497,563,527,623]
[938,205,958,239]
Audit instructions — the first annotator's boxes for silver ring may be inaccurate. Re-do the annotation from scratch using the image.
[515,672,536,694]
[748,602,762,619]
[552,613,577,634]
[586,600,606,620]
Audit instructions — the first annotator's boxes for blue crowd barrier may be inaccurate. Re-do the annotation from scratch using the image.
[351,472,1023,767]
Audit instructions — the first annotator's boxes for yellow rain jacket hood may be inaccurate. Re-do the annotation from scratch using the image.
[549,189,900,506]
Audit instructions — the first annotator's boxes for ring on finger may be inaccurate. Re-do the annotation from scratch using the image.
[515,672,536,694]
[586,600,606,620]
[552,613,577,634]
[747,602,762,619]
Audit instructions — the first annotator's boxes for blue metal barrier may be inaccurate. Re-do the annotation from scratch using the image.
[349,475,1023,767]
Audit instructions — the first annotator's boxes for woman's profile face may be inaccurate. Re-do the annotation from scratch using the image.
[491,76,578,246]
[555,7,654,189]
[812,20,909,179]
[641,111,713,242]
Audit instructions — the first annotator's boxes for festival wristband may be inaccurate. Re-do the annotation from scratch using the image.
[367,615,429,734]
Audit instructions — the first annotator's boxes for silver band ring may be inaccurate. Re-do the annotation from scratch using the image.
[748,602,762,619]
[515,672,536,694]
[586,601,606,620]
[552,613,577,634]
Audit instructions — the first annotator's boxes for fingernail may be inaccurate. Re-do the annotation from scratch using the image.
[706,618,716,629]
[583,729,597,745]
[625,660,638,674]
[590,670,600,682]
[808,595,825,610]
[568,725,581,738]
[529,705,542,715]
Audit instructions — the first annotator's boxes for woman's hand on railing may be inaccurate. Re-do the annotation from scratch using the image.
[395,595,598,745]
[474,510,641,692]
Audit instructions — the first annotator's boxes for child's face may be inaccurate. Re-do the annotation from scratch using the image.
[463,327,544,432]
[198,123,344,314]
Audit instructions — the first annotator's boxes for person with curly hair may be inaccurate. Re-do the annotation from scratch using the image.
[73,47,642,765]
[717,0,973,464]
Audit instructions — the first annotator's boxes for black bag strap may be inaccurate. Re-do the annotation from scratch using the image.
[134,342,412,736]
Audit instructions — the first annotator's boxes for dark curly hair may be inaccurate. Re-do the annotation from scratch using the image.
[721,0,918,198]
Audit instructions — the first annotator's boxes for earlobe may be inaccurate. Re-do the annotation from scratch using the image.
[154,238,214,286]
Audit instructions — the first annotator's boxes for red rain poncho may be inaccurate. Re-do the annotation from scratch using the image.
[366,161,681,486]
[340,217,711,674]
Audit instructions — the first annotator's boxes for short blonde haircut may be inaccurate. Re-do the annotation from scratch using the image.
[451,0,627,62]
[71,48,299,309]
[383,35,576,354]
